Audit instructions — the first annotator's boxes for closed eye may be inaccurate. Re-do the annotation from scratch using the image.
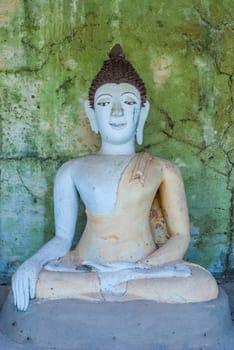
[97,101,110,106]
[124,100,137,105]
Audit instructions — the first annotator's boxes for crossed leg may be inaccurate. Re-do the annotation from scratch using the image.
[36,261,218,303]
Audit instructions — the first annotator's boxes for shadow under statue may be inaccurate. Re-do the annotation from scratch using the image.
[0,44,233,350]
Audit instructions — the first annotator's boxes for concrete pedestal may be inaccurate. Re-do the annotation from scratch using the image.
[0,288,234,350]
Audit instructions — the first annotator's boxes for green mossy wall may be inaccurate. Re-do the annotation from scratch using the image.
[0,0,233,277]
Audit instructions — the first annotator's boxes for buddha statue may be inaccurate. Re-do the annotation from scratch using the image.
[12,44,218,312]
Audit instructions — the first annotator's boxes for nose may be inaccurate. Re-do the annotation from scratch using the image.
[111,99,123,116]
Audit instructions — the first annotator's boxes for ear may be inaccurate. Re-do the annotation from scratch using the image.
[84,100,99,134]
[136,100,150,145]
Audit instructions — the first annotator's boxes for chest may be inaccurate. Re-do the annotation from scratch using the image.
[74,156,132,213]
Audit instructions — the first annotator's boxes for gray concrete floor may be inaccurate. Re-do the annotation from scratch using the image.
[0,278,234,349]
[218,279,234,325]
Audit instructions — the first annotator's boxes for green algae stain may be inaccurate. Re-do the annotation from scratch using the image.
[0,0,233,276]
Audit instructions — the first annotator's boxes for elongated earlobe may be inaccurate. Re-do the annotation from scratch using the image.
[136,101,150,145]
[84,100,99,134]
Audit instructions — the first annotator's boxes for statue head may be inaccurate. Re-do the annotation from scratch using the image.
[85,44,150,145]
[88,44,146,109]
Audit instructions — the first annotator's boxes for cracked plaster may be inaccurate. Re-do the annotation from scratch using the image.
[0,0,233,277]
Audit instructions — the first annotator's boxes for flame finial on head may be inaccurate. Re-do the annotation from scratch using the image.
[88,44,146,108]
[108,44,125,59]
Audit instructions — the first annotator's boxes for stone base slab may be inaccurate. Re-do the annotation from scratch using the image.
[0,288,234,350]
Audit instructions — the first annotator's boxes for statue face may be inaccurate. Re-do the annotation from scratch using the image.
[94,83,141,145]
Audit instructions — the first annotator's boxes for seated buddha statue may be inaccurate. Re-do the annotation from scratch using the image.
[12,44,218,311]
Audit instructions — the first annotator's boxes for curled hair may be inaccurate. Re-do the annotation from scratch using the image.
[88,44,146,108]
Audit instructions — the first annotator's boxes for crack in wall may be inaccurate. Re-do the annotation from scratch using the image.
[164,5,234,269]
[220,122,233,144]
[0,26,79,74]
[193,6,234,114]
[226,186,234,271]
[224,145,234,270]
[193,6,234,270]
[194,7,234,31]
[158,107,175,135]
[183,7,234,123]
[214,62,234,114]
[1,1,233,274]
[17,168,38,203]
[199,159,230,177]
[161,129,204,151]
[157,106,206,151]
[227,151,234,166]
[0,156,65,163]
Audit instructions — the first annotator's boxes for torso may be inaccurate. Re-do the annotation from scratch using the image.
[68,153,164,262]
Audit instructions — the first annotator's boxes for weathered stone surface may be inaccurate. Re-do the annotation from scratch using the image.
[1,289,234,350]
[0,0,233,276]
[0,159,55,276]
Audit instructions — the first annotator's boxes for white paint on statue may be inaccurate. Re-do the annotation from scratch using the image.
[12,45,218,311]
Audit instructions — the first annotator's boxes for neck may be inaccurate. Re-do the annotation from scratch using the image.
[98,139,135,155]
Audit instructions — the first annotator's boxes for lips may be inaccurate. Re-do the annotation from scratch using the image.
[109,123,127,129]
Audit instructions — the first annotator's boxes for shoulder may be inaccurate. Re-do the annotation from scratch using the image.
[56,155,96,178]
[161,159,181,174]
[142,152,179,170]
[160,159,183,182]
[142,152,182,179]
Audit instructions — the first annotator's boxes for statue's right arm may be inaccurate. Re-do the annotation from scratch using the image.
[12,161,79,311]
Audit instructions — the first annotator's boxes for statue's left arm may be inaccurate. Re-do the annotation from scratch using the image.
[141,161,190,267]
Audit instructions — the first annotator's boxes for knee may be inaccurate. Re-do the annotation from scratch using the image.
[188,265,219,302]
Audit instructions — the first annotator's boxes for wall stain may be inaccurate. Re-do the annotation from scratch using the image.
[0,0,233,277]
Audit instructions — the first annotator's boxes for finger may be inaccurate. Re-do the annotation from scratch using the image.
[16,279,21,310]
[19,279,25,311]
[22,277,29,311]
[22,278,26,311]
[16,279,22,310]
[29,275,36,299]
[19,278,27,311]
[12,275,17,306]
